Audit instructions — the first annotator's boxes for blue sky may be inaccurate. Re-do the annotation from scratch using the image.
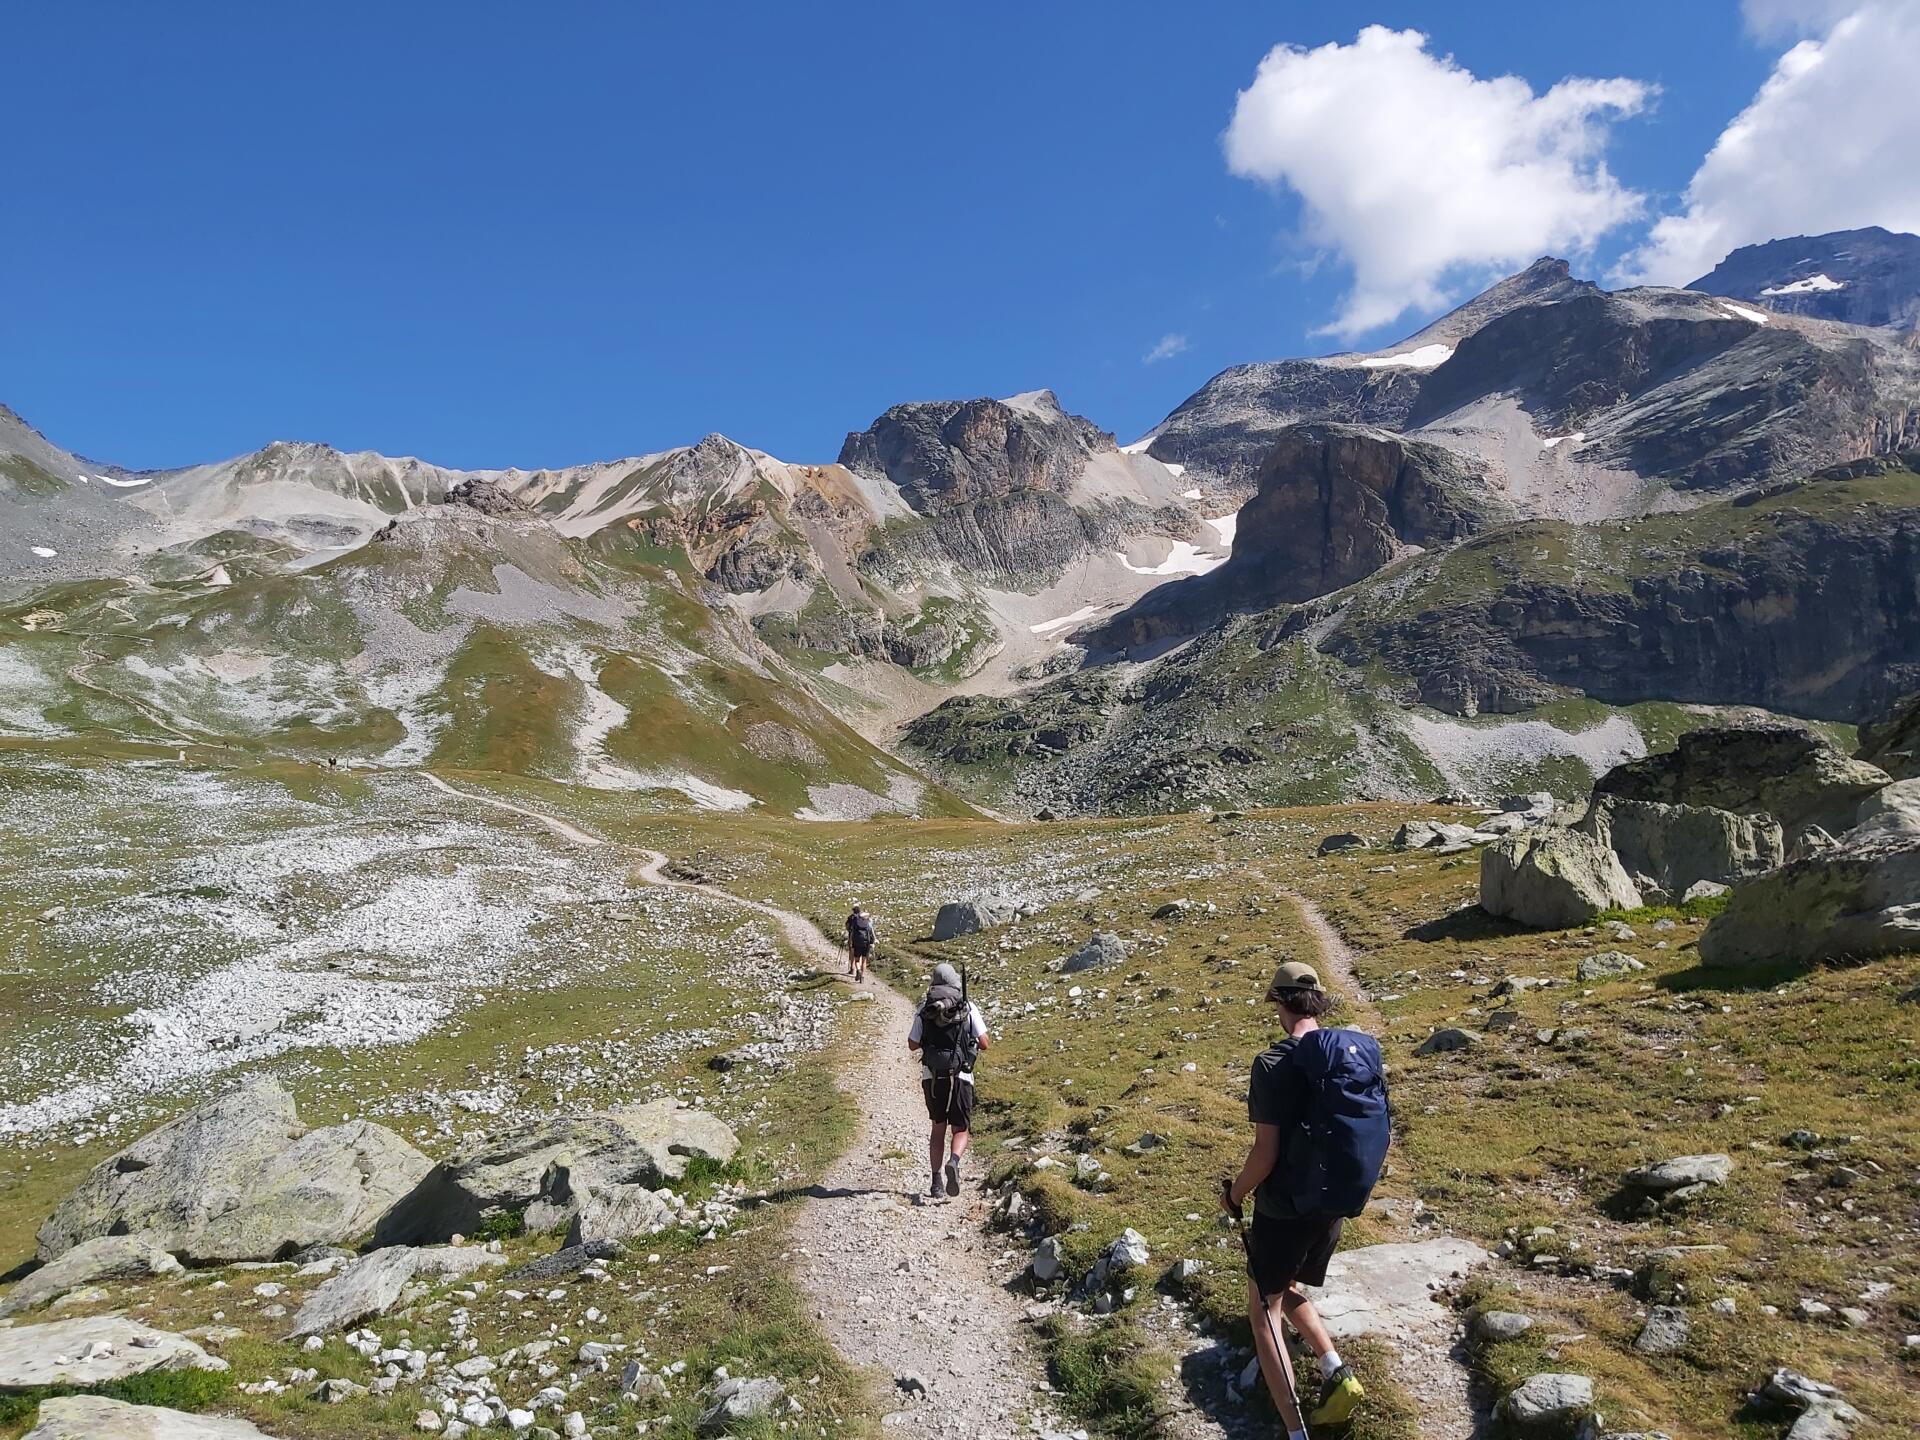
[0,3,1803,468]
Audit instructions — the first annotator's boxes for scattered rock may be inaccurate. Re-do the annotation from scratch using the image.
[698,1376,785,1435]
[1473,1310,1535,1343]
[565,1182,673,1247]
[0,1234,183,1317]
[37,1078,431,1265]
[1317,833,1366,855]
[1681,879,1729,903]
[1755,1369,1861,1440]
[0,1316,228,1390]
[1499,1373,1595,1434]
[20,1396,275,1438]
[1634,1305,1690,1355]
[1032,1237,1066,1283]
[1624,1155,1733,1193]
[1577,951,1646,981]
[1150,899,1191,920]
[1061,932,1129,975]
[931,896,1017,940]
[286,1244,506,1338]
[1306,1239,1491,1342]
[1480,829,1640,928]
[1414,1027,1481,1056]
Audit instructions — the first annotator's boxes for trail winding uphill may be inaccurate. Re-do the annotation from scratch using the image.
[416,776,1483,1438]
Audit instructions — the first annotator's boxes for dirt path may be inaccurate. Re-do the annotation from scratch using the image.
[421,775,1063,1437]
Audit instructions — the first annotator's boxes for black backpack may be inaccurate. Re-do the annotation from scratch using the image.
[1280,1027,1391,1218]
[850,913,875,947]
[919,979,975,1078]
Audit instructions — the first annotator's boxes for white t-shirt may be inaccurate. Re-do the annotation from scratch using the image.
[908,1001,988,1084]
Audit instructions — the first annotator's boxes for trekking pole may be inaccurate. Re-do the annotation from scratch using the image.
[1223,1178,1303,1426]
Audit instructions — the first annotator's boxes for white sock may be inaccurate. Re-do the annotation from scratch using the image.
[1319,1346,1344,1374]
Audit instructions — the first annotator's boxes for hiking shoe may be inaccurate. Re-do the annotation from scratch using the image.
[928,1178,945,1202]
[1309,1365,1364,1426]
[944,1158,961,1197]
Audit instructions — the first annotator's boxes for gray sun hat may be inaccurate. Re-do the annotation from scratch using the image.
[931,962,962,988]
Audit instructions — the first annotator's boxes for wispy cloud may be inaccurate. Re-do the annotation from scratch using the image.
[1143,333,1189,364]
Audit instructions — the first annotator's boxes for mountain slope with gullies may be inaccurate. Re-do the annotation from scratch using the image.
[0,480,959,820]
[1691,225,1920,330]
[904,460,1920,815]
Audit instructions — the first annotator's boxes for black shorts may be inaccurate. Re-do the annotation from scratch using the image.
[921,1076,975,1131]
[1245,1210,1344,1297]
[850,941,873,959]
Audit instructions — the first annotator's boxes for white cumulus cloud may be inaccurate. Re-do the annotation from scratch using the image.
[1223,26,1653,338]
[1621,2,1920,285]
[1741,0,1859,38]
[1142,333,1189,364]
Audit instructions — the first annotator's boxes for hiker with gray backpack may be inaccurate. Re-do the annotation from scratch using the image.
[907,962,989,1201]
[1221,960,1390,1438]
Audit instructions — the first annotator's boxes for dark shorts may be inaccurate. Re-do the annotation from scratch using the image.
[921,1076,975,1131]
[1245,1210,1344,1297]
[850,940,873,958]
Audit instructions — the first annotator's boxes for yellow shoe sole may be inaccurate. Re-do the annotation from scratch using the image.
[1310,1375,1365,1426]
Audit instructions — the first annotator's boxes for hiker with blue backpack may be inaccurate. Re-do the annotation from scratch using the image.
[1221,960,1390,1437]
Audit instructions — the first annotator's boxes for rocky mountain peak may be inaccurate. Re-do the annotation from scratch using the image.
[1690,226,1920,329]
[838,391,1114,514]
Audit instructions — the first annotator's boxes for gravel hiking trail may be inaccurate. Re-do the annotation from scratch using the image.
[422,775,1064,1437]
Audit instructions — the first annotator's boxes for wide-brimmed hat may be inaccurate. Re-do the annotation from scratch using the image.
[1264,960,1325,1001]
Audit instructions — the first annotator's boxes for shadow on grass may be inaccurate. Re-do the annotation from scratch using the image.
[1655,955,1807,994]
[1403,905,1532,944]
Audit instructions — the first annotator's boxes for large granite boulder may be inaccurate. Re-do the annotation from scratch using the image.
[1061,931,1130,974]
[1575,795,1783,896]
[286,1244,505,1338]
[36,1079,432,1265]
[1480,829,1640,928]
[931,895,1018,940]
[375,1102,735,1245]
[1698,827,1920,968]
[1593,728,1891,845]
[1,1234,183,1317]
[0,1316,227,1391]
[21,1396,278,1439]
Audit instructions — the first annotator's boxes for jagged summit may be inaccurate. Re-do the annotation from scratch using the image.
[1691,226,1920,329]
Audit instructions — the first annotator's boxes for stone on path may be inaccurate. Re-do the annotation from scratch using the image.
[21,1396,278,1439]
[1473,1310,1535,1343]
[287,1244,505,1339]
[1,1234,182,1317]
[1500,1373,1594,1433]
[0,1316,227,1391]
[1480,829,1640,928]
[37,1078,431,1265]
[1301,1238,1490,1342]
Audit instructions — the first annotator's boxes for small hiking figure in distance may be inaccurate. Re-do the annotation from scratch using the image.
[1221,960,1390,1437]
[908,961,989,1202]
[845,903,875,983]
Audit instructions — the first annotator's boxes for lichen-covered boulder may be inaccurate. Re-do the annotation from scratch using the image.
[0,1317,226,1391]
[1576,795,1783,894]
[931,895,1018,939]
[1699,829,1920,968]
[1480,829,1640,928]
[36,1079,431,1265]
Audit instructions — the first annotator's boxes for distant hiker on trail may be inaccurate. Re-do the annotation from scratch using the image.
[907,961,989,1202]
[845,904,875,982]
[1221,960,1389,1438]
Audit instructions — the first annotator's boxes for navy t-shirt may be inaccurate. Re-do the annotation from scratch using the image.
[1247,1036,1307,1218]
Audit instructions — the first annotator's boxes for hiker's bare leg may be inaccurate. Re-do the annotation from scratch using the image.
[949,1127,971,1164]
[1281,1285,1334,1359]
[1248,1281,1305,1432]
[927,1122,948,1180]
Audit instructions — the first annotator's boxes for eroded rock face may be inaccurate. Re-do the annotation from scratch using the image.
[839,390,1111,513]
[1480,829,1641,928]
[1692,227,1920,330]
[1858,691,1920,779]
[286,1244,505,1339]
[36,1078,431,1265]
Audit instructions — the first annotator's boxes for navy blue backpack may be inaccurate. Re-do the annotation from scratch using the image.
[1283,1027,1391,1217]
